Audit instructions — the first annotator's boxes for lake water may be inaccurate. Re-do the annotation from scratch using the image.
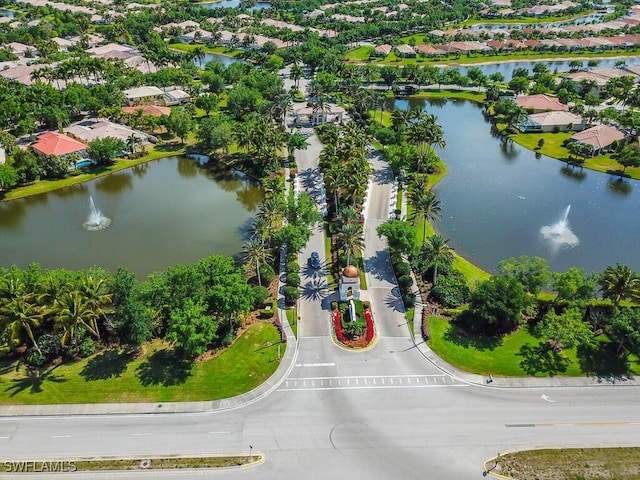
[385,97,640,274]
[455,56,640,80]
[199,0,270,10]
[0,156,263,277]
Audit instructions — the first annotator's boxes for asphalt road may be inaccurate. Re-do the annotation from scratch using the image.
[1,94,639,480]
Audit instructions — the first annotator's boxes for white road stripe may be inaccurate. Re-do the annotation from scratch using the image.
[295,362,336,367]
[51,435,71,438]
[131,433,152,436]
[209,431,230,434]
[278,385,469,392]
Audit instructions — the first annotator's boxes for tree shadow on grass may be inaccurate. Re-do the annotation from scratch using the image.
[135,349,193,387]
[576,340,630,378]
[80,349,135,381]
[517,342,569,376]
[443,322,503,352]
[5,366,67,397]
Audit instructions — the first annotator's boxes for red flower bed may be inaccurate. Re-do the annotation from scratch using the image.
[333,309,346,342]
[364,308,374,342]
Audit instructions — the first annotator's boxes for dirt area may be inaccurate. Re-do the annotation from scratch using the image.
[495,448,640,480]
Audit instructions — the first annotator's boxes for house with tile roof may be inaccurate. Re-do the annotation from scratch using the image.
[570,124,626,155]
[31,132,87,158]
[515,94,569,112]
[519,111,586,133]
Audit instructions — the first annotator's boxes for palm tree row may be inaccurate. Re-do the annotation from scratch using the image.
[0,269,112,355]
[318,122,371,215]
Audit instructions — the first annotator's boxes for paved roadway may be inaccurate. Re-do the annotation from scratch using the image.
[2,88,640,479]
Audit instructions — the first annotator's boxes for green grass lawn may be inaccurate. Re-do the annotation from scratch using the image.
[506,129,640,181]
[286,308,297,339]
[0,322,284,405]
[428,316,640,377]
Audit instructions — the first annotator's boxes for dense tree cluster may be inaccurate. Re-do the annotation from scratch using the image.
[0,255,255,364]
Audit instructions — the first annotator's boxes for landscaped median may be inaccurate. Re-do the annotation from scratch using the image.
[484,447,640,480]
[0,453,264,474]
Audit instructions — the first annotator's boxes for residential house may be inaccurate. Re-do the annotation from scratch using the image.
[123,86,164,105]
[515,94,569,112]
[294,105,346,125]
[65,119,147,149]
[570,124,626,156]
[122,105,171,117]
[395,44,416,58]
[519,111,586,133]
[163,89,190,106]
[374,44,392,57]
[31,132,87,158]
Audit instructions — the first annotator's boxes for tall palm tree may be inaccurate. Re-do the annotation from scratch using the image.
[242,239,272,286]
[290,63,304,89]
[410,190,442,244]
[0,293,44,354]
[78,276,112,339]
[53,291,100,348]
[336,222,364,267]
[599,263,640,305]
[423,235,454,285]
[333,205,359,230]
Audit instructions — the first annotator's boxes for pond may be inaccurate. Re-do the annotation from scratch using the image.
[385,97,640,274]
[454,56,640,80]
[0,156,263,277]
[199,0,270,10]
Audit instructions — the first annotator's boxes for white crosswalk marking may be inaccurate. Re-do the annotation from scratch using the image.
[278,375,466,392]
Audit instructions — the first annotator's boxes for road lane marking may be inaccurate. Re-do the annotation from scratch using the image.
[506,422,640,428]
[0,437,9,439]
[209,431,231,434]
[295,363,336,367]
[131,433,152,436]
[51,435,71,438]
[278,384,468,392]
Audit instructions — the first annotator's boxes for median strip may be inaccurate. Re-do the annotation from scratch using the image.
[1,455,263,474]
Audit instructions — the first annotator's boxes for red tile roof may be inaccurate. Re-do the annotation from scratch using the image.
[515,94,569,112]
[31,132,87,157]
[122,105,171,117]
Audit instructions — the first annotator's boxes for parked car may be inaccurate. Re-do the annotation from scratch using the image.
[308,251,321,269]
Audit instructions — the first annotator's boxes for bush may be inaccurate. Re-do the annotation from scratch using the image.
[284,285,300,305]
[393,259,411,278]
[286,260,299,275]
[79,338,96,358]
[260,300,276,319]
[286,272,300,287]
[431,270,471,308]
[259,263,276,285]
[24,349,47,368]
[397,274,413,292]
[37,333,62,357]
[253,285,270,308]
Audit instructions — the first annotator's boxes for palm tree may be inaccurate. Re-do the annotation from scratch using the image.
[422,235,454,285]
[287,131,309,161]
[333,205,359,230]
[242,239,272,286]
[53,290,100,348]
[290,63,304,89]
[599,264,640,305]
[410,190,442,244]
[78,276,112,339]
[0,293,44,354]
[336,222,364,267]
[407,115,446,156]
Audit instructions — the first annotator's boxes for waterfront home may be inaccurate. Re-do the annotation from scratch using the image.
[570,125,626,156]
[515,94,569,113]
[31,132,87,158]
[519,111,586,133]
[65,119,148,148]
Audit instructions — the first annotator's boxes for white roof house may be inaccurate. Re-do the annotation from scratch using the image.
[164,89,190,105]
[123,86,164,104]
[519,111,586,133]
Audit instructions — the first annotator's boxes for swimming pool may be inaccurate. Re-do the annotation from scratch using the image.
[74,160,94,169]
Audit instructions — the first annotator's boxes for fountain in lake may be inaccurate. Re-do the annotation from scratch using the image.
[540,205,578,251]
[83,196,111,231]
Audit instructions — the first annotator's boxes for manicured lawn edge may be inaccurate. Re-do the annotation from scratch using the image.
[0,322,284,405]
